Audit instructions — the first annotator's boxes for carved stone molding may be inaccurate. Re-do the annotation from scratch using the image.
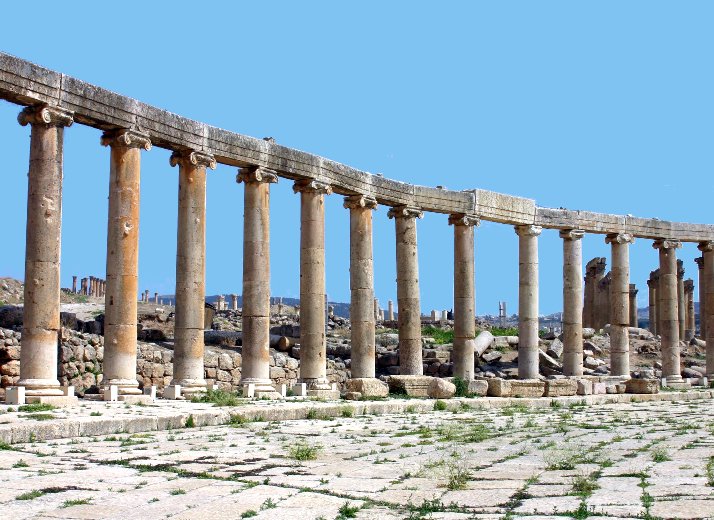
[514,224,542,237]
[292,179,332,195]
[605,233,635,245]
[18,104,74,127]
[698,241,714,253]
[387,205,423,220]
[101,129,152,150]
[448,213,480,227]
[343,195,378,211]
[236,166,277,184]
[559,229,585,241]
[170,150,217,170]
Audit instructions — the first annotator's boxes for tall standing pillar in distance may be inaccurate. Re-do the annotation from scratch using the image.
[238,167,280,397]
[515,225,542,379]
[387,300,394,321]
[16,104,74,398]
[647,272,658,336]
[606,233,634,378]
[698,242,714,378]
[294,179,335,395]
[450,213,480,381]
[583,261,595,328]
[677,260,686,340]
[695,257,706,339]
[590,258,607,329]
[169,150,215,397]
[654,239,683,382]
[101,129,151,396]
[72,276,78,294]
[560,229,584,377]
[345,195,379,380]
[388,205,425,375]
[598,272,612,329]
[684,279,695,341]
[629,284,639,328]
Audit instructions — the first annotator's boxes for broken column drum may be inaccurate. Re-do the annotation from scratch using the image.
[345,195,379,379]
[294,179,333,392]
[101,129,151,396]
[515,225,542,380]
[239,167,280,396]
[561,229,585,377]
[654,239,683,382]
[388,205,425,375]
[450,214,479,381]
[17,104,74,397]
[169,150,215,396]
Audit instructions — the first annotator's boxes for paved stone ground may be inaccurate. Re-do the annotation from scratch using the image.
[1,399,713,519]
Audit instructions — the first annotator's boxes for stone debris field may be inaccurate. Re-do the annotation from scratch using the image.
[1,398,714,519]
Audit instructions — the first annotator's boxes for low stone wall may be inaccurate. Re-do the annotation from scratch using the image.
[0,327,350,399]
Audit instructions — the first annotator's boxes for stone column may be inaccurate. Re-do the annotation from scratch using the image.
[294,179,334,395]
[72,276,77,294]
[388,205,424,375]
[684,279,695,341]
[654,239,683,382]
[583,262,594,328]
[698,242,714,377]
[629,284,638,328]
[515,225,542,379]
[677,260,686,340]
[154,292,159,304]
[238,167,280,397]
[229,294,237,311]
[590,258,607,329]
[344,195,379,380]
[597,272,612,329]
[449,214,479,381]
[168,150,214,397]
[606,233,634,378]
[388,300,394,321]
[16,105,74,398]
[560,229,584,377]
[695,257,706,339]
[80,278,87,296]
[101,129,151,396]
[647,273,657,336]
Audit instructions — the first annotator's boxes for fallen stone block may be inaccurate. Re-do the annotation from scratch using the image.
[625,379,659,394]
[481,351,502,363]
[467,379,489,396]
[473,331,495,356]
[544,379,577,397]
[487,378,511,397]
[577,379,593,395]
[428,378,456,399]
[346,378,388,398]
[387,375,433,397]
[592,382,607,394]
[344,391,362,400]
[510,379,545,398]
[546,338,564,359]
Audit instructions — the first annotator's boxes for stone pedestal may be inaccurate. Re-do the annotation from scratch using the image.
[654,239,683,382]
[515,225,542,379]
[388,206,424,375]
[450,214,479,381]
[345,195,379,383]
[239,167,281,398]
[561,229,584,376]
[169,151,215,397]
[294,179,332,394]
[606,233,634,378]
[17,105,74,397]
[699,242,714,378]
[101,129,151,396]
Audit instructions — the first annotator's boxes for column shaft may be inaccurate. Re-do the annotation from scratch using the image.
[561,230,584,376]
[515,225,542,379]
[700,243,714,376]
[655,240,682,382]
[451,214,479,381]
[684,279,695,341]
[629,285,638,328]
[607,233,633,378]
[101,130,151,395]
[696,257,707,339]
[647,275,657,336]
[17,105,73,396]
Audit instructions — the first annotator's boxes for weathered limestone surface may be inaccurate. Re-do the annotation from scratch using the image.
[655,240,683,382]
[699,242,714,377]
[515,225,541,379]
[560,229,584,376]
[488,378,545,398]
[387,375,432,397]
[625,378,659,394]
[606,233,634,377]
[544,379,578,397]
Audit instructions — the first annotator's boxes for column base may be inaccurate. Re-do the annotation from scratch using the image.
[169,379,207,399]
[25,395,79,407]
[240,378,283,400]
[16,378,64,397]
[104,378,142,396]
[296,378,340,399]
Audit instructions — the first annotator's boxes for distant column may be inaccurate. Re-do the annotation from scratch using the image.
[154,292,159,304]
[238,167,280,397]
[72,276,78,294]
[695,257,706,339]
[450,214,479,381]
[101,129,151,396]
[647,272,658,336]
[81,278,87,296]
[17,104,74,397]
[699,242,714,378]
[515,225,542,379]
[629,284,638,328]
[561,229,584,377]
[230,294,238,311]
[388,205,424,375]
[388,300,394,321]
[344,194,378,380]
[606,233,634,378]
[294,179,333,394]
[684,279,695,341]
[597,273,612,329]
[677,260,686,340]
[654,239,683,382]
[591,258,607,329]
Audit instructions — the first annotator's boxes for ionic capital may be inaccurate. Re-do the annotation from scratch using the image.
[653,239,681,251]
[101,129,152,150]
[18,104,74,128]
[698,241,714,253]
[514,225,542,237]
[292,179,332,195]
[387,205,423,220]
[448,213,480,227]
[605,233,634,245]
[695,256,704,269]
[170,150,217,170]
[559,229,585,241]
[237,166,278,184]
[344,195,378,211]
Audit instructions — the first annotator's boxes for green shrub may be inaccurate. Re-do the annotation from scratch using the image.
[421,326,454,344]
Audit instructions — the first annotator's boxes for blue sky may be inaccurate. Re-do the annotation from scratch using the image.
[0,2,711,315]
